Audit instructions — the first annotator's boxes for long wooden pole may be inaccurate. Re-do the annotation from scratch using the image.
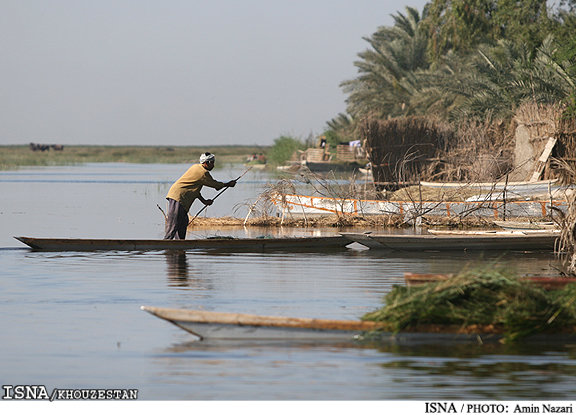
[190,166,253,222]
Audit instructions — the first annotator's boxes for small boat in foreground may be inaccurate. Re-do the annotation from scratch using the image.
[340,231,558,251]
[14,235,351,252]
[404,272,576,290]
[141,306,576,344]
[141,306,382,341]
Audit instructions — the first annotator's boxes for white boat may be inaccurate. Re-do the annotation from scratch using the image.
[420,179,558,190]
[420,179,567,202]
[272,193,566,219]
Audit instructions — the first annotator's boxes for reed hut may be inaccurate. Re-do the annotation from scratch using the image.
[512,103,576,183]
[360,106,576,190]
[358,116,454,190]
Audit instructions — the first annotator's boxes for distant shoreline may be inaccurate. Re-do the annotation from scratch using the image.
[0,144,270,170]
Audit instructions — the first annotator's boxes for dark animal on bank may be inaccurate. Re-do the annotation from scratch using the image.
[29,143,64,151]
[29,143,49,151]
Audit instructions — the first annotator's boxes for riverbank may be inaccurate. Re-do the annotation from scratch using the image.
[188,215,502,229]
[0,144,269,170]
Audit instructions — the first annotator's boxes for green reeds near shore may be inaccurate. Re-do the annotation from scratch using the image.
[0,145,269,170]
[362,266,576,342]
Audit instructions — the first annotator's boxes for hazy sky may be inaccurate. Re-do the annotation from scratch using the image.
[1,0,429,146]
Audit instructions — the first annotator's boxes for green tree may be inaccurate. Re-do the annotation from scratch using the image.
[341,6,430,119]
[267,136,305,166]
[338,1,576,126]
[324,113,354,144]
[421,37,576,121]
[423,0,496,61]
[422,0,551,62]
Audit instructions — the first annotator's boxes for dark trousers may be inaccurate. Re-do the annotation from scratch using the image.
[164,198,189,240]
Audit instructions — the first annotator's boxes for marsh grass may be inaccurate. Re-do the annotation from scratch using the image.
[0,145,268,170]
[362,266,576,342]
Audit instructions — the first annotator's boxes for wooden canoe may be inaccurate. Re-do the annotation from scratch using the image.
[141,306,383,341]
[14,235,351,252]
[141,306,576,344]
[340,231,558,251]
[404,272,576,290]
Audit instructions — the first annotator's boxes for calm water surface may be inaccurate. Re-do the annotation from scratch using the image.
[1,163,576,400]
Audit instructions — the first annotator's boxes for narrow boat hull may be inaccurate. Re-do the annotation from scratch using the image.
[141,306,576,344]
[141,307,380,341]
[341,232,558,251]
[15,235,350,252]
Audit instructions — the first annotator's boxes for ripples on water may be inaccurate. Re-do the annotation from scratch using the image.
[1,164,576,400]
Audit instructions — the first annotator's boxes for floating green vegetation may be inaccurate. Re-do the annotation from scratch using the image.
[362,266,576,342]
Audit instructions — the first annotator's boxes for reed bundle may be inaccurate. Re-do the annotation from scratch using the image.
[362,267,576,342]
[553,117,576,183]
[358,116,454,188]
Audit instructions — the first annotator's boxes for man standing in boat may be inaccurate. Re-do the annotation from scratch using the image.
[164,152,236,240]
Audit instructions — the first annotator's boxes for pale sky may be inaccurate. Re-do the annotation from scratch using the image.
[1,0,429,146]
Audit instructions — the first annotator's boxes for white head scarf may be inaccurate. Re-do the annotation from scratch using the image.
[199,152,215,163]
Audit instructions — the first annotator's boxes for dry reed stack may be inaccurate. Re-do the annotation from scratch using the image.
[510,102,576,183]
[553,117,576,184]
[437,120,513,182]
[358,116,454,189]
[359,104,576,187]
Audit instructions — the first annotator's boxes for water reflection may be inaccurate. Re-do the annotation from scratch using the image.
[375,342,576,399]
[347,248,561,277]
[165,251,189,286]
[153,337,576,399]
[164,250,215,291]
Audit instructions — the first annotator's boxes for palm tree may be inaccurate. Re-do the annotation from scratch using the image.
[341,6,430,119]
[447,37,576,121]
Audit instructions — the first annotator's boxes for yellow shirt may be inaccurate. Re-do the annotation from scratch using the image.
[166,163,226,211]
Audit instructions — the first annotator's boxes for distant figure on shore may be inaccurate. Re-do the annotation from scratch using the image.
[164,152,236,240]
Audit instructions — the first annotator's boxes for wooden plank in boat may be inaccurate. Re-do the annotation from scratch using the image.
[404,272,454,286]
[493,220,557,231]
[404,272,576,290]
